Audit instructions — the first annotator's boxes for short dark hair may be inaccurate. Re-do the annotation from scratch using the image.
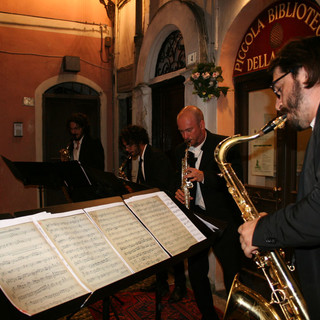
[66,113,90,135]
[120,125,149,146]
[269,36,320,88]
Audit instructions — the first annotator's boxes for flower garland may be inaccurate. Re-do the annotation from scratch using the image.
[190,62,229,101]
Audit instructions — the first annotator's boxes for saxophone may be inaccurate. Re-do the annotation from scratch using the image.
[214,115,309,320]
[181,145,193,209]
[118,155,131,180]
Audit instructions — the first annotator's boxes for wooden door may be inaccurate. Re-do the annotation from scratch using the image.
[43,85,100,206]
[151,76,185,167]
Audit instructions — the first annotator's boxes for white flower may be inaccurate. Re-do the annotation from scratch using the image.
[192,72,200,80]
[212,71,219,78]
[202,72,211,79]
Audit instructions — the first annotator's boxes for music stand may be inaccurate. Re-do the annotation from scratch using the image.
[55,160,92,188]
[2,156,65,207]
[2,156,93,207]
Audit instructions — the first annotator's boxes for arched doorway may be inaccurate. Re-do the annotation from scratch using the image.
[151,30,186,164]
[151,75,185,166]
[43,81,101,206]
[134,0,207,135]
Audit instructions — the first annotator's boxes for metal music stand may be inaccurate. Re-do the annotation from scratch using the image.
[2,156,97,207]
[2,155,141,207]
[2,156,65,207]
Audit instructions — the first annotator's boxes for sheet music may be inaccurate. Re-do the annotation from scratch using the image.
[0,219,88,316]
[156,191,207,241]
[195,214,219,233]
[38,210,132,292]
[85,202,170,271]
[0,191,209,316]
[124,192,204,256]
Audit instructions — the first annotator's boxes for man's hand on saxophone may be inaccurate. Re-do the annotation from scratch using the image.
[238,212,267,258]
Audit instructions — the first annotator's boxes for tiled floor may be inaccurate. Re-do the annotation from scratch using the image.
[58,275,227,320]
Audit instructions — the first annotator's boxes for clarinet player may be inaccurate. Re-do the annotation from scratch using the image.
[174,106,245,320]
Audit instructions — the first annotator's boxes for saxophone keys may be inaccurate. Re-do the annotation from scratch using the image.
[270,288,286,305]
[228,186,235,195]
[245,205,252,213]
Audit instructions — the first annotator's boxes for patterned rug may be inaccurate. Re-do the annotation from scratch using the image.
[88,285,224,320]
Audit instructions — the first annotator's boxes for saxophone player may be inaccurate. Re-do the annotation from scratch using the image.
[119,125,187,302]
[119,125,174,189]
[174,106,245,320]
[239,36,320,320]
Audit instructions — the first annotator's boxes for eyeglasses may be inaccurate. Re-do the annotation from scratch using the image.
[270,70,292,99]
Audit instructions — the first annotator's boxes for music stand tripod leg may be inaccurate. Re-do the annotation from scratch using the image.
[102,296,120,320]
[155,285,163,320]
[39,185,43,208]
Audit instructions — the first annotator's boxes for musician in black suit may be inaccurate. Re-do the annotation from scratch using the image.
[66,113,104,171]
[175,106,244,320]
[120,125,187,302]
[239,36,320,320]
[62,113,106,202]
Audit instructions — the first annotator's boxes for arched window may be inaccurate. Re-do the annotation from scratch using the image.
[155,30,186,77]
[45,82,99,96]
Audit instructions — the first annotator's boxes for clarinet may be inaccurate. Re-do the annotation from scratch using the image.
[118,156,131,181]
[181,145,193,209]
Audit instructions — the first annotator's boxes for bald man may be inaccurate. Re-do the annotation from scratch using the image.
[174,106,245,320]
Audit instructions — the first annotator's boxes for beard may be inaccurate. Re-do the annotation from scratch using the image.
[281,80,305,131]
[72,134,81,140]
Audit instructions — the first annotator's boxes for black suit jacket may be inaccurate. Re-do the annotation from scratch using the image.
[141,144,175,192]
[68,135,105,171]
[253,106,320,319]
[175,130,243,226]
[175,130,245,294]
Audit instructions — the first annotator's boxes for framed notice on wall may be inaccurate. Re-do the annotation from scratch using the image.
[249,128,275,177]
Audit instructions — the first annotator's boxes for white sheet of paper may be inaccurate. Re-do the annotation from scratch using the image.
[85,202,169,271]
[37,210,132,292]
[0,220,88,315]
[124,191,205,256]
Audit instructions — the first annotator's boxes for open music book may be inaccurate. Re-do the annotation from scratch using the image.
[0,191,207,316]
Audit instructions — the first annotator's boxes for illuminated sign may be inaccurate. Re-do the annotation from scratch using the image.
[233,0,320,77]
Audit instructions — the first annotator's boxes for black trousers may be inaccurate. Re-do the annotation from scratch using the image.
[188,215,243,320]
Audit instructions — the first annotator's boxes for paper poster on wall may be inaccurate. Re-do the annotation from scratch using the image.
[249,114,275,177]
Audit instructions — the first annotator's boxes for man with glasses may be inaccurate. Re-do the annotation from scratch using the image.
[270,70,292,99]
[239,36,320,319]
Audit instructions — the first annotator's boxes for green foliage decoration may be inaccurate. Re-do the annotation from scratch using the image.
[190,62,229,101]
